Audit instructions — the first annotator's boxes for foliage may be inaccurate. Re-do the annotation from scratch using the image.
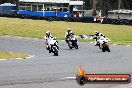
[84,0,132,16]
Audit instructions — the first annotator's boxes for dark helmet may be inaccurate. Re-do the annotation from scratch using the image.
[100,33,103,36]
[46,31,51,36]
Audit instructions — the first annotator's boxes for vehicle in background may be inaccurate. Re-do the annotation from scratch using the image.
[0,2,131,25]
[0,3,17,17]
[18,0,84,19]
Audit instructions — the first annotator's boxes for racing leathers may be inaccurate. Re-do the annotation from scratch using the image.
[44,35,58,53]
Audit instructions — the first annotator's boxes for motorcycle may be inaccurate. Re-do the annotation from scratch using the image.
[101,41,110,52]
[45,37,59,56]
[67,34,78,49]
[98,38,110,52]
[93,35,110,52]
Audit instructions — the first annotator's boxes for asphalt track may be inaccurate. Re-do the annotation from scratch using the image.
[0,36,132,88]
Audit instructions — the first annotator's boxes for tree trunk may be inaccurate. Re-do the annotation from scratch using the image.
[118,0,121,9]
[101,0,109,16]
[120,0,125,9]
[92,0,97,16]
[130,0,132,9]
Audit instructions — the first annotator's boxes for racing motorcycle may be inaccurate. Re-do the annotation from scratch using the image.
[93,35,110,52]
[45,37,59,56]
[98,38,110,52]
[67,33,78,49]
[101,41,110,52]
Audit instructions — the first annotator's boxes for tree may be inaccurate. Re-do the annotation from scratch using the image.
[118,0,121,9]
[92,0,97,16]
[0,0,17,4]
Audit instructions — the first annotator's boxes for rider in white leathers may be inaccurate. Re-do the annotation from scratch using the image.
[94,31,105,46]
[44,31,58,53]
[98,35,111,48]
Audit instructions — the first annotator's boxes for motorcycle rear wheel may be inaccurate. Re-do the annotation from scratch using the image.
[54,52,58,56]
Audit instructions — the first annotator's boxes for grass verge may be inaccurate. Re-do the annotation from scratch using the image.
[0,51,29,60]
[0,17,132,45]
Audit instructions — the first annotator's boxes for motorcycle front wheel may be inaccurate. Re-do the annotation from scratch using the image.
[54,52,58,56]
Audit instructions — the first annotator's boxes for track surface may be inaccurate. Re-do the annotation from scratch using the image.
[0,36,132,88]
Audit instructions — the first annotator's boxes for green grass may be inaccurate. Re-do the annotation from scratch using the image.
[0,17,132,45]
[0,51,29,60]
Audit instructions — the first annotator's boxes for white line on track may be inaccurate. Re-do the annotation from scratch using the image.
[90,42,94,44]
[0,59,7,61]
[113,44,117,45]
[16,58,23,60]
[33,38,39,40]
[126,45,130,46]
[60,77,76,80]
[61,40,65,41]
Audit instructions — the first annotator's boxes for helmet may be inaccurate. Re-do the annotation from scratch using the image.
[67,28,73,34]
[46,31,51,36]
[95,31,99,34]
[67,28,71,30]
[100,33,103,36]
[69,30,73,34]
[67,28,71,32]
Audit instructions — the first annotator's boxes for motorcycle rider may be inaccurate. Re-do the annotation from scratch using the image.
[44,31,58,53]
[65,28,78,49]
[98,34,111,49]
[94,31,105,46]
[65,28,74,43]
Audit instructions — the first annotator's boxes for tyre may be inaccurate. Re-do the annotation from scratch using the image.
[107,48,110,52]
[106,46,110,52]
[52,46,59,56]
[102,48,105,52]
[102,44,106,52]
[54,52,58,56]
[75,45,78,49]
[48,17,55,21]
[69,46,73,49]
[68,42,73,49]
[75,43,78,49]
[104,44,110,52]
[102,44,110,52]
[73,41,78,49]
[76,76,86,86]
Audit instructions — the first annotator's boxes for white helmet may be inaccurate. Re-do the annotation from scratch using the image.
[67,28,71,30]
[46,31,51,36]
[67,28,71,31]
[95,31,99,34]
[69,30,73,34]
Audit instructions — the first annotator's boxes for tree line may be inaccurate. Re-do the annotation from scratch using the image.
[84,0,132,16]
[0,0,17,4]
